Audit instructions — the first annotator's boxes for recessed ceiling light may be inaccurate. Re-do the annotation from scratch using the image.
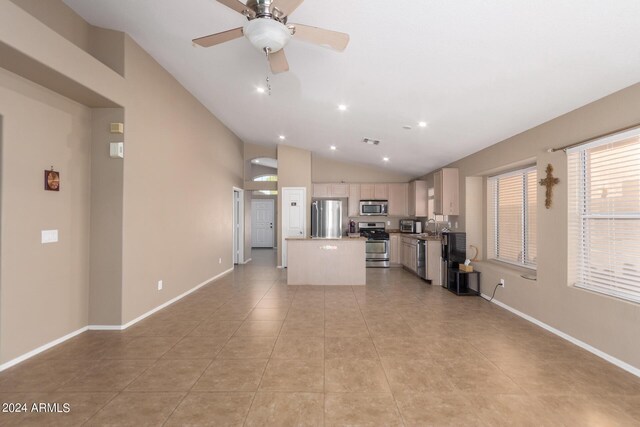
[338,104,347,111]
[255,160,260,163]
[279,135,286,140]
[418,121,428,128]
[383,157,389,162]
[330,145,337,150]
[256,87,266,94]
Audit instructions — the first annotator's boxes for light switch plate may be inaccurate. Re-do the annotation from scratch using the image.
[109,142,124,158]
[41,229,58,244]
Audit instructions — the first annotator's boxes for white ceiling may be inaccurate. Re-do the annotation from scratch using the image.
[64,0,640,176]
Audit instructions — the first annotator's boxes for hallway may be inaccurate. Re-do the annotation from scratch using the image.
[1,250,639,425]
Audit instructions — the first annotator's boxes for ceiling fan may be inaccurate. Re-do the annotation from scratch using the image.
[193,0,350,73]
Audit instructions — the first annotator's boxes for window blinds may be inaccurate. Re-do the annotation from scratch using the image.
[568,129,640,304]
[488,166,537,268]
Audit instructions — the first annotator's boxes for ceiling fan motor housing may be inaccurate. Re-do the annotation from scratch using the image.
[243,18,292,53]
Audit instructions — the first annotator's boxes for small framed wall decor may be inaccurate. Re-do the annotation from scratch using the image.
[44,168,60,191]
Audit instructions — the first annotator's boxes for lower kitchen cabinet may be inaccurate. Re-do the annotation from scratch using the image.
[401,237,418,273]
[427,240,441,285]
[389,234,400,265]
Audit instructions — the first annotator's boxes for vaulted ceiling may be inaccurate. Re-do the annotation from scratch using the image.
[64,0,640,176]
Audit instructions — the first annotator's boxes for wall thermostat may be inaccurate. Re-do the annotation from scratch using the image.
[110,122,124,134]
[110,142,124,158]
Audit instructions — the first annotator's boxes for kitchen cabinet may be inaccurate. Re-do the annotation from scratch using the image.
[427,240,442,286]
[408,180,428,217]
[374,184,388,200]
[360,183,388,200]
[388,183,408,217]
[348,184,360,217]
[331,183,349,198]
[401,236,418,273]
[313,183,350,198]
[360,184,374,200]
[389,234,400,265]
[433,168,459,216]
[313,183,330,198]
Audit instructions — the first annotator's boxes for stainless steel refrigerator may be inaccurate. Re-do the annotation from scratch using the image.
[311,200,343,239]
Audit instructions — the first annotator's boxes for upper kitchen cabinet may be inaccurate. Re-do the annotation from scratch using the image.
[433,168,459,215]
[375,184,388,200]
[313,183,349,198]
[330,183,349,198]
[313,183,330,198]
[360,183,388,200]
[348,184,360,217]
[408,180,428,217]
[388,183,408,217]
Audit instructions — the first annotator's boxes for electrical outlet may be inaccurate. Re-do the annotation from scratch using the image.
[387,221,391,226]
[218,257,222,264]
[157,280,163,291]
[454,221,458,229]
[499,278,505,288]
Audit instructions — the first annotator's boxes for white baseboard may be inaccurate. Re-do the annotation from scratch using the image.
[87,324,124,331]
[90,267,234,331]
[482,294,640,378]
[241,258,252,264]
[0,268,234,371]
[0,326,88,372]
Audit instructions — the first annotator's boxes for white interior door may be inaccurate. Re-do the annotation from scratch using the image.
[252,199,274,248]
[232,188,244,265]
[282,187,307,267]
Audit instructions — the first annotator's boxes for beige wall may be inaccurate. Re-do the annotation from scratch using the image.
[277,144,312,265]
[10,0,125,76]
[0,68,92,362]
[120,36,244,323]
[438,82,640,370]
[312,155,414,183]
[0,1,245,363]
[89,108,124,325]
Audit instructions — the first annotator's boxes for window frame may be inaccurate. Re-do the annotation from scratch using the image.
[488,165,537,270]
[568,127,640,304]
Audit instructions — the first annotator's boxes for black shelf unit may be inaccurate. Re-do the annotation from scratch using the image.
[447,269,481,296]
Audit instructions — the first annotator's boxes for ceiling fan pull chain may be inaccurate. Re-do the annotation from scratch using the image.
[264,47,273,95]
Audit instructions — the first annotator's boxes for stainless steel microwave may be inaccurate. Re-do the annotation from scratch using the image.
[359,200,388,216]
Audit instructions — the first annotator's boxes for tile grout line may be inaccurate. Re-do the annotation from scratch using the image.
[85,291,237,426]
[353,283,407,427]
[158,286,242,425]
[241,280,290,427]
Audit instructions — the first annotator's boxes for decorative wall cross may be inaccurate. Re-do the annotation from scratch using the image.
[539,164,559,209]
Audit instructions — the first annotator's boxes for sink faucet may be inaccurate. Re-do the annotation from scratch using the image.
[426,218,437,236]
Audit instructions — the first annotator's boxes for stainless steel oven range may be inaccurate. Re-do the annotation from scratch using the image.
[358,222,389,268]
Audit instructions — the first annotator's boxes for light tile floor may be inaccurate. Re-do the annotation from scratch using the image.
[1,248,640,426]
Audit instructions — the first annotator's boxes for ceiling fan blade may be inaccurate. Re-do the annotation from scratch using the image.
[269,49,290,74]
[193,27,244,47]
[290,23,350,51]
[216,0,256,18]
[270,0,304,17]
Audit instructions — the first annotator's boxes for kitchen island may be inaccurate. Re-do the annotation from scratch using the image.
[286,237,366,285]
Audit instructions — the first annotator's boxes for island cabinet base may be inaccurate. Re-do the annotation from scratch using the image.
[286,238,366,285]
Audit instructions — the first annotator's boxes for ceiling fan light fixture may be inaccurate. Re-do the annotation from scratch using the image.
[243,18,291,53]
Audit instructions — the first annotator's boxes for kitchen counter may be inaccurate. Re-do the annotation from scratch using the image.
[285,237,368,241]
[389,232,442,241]
[286,238,366,285]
